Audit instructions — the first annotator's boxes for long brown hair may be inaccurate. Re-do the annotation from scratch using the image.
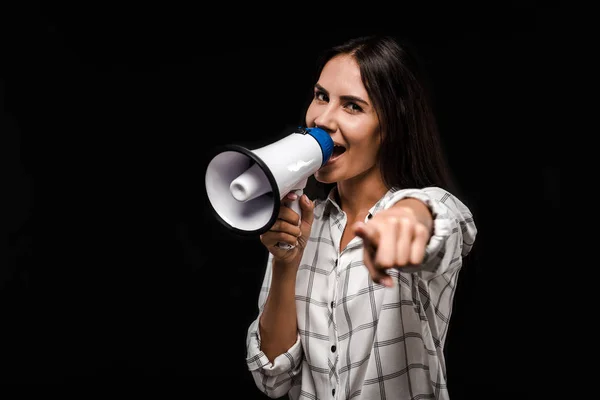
[304,35,458,198]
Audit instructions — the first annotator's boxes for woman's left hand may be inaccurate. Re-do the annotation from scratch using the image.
[353,199,433,287]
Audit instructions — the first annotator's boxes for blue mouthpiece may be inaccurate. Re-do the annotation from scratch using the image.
[304,127,334,166]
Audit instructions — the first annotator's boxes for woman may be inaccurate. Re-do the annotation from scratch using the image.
[245,34,477,400]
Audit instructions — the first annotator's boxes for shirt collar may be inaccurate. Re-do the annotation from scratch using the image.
[323,185,398,220]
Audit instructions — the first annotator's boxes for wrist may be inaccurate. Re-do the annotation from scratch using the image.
[272,258,300,281]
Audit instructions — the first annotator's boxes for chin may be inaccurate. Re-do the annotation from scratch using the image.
[314,171,334,184]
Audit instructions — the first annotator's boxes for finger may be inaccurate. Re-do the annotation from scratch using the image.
[353,221,380,248]
[394,217,413,267]
[270,219,302,238]
[285,191,299,201]
[260,231,299,249]
[374,218,399,269]
[354,222,377,270]
[355,222,393,287]
[298,194,315,237]
[409,224,429,265]
[278,204,301,226]
[361,242,393,287]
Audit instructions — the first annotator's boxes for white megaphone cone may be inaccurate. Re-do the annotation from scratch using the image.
[205,127,334,249]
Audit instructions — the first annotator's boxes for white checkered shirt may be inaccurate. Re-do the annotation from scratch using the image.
[246,186,477,400]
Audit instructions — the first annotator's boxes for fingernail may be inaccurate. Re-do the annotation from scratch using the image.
[288,193,298,200]
[376,276,392,287]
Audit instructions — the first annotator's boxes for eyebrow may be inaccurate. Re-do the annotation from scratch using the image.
[314,83,370,107]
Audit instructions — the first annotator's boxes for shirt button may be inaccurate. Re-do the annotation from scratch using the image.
[331,345,336,352]
[330,301,334,308]
[332,388,336,396]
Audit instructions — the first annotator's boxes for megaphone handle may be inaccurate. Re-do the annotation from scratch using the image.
[277,189,303,250]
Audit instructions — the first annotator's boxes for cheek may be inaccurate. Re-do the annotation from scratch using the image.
[348,131,380,165]
[349,127,380,152]
[359,142,380,164]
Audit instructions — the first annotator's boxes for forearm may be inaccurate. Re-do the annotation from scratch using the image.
[259,260,298,363]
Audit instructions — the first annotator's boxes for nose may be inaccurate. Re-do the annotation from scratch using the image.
[312,106,337,134]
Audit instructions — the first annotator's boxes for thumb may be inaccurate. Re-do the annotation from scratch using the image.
[298,194,315,237]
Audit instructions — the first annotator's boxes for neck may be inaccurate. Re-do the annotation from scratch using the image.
[336,166,388,221]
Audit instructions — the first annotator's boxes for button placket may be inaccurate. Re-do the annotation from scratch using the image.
[329,255,340,398]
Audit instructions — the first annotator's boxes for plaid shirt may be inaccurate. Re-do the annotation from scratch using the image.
[246,187,477,400]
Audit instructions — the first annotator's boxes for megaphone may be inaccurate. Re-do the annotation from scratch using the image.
[205,126,333,248]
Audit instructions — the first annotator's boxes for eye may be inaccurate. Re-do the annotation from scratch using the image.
[314,90,328,102]
[345,102,363,113]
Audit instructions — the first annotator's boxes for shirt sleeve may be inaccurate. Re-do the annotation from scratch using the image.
[379,186,478,280]
[245,253,304,398]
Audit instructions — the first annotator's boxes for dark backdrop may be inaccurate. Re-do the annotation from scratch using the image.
[2,2,560,398]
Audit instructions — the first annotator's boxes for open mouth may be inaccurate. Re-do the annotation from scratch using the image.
[328,144,346,163]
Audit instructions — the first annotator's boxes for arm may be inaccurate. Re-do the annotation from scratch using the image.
[354,187,477,283]
[384,187,477,279]
[246,256,304,399]
[259,259,299,362]
[245,194,316,397]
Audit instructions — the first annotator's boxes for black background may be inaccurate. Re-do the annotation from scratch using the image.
[2,2,561,398]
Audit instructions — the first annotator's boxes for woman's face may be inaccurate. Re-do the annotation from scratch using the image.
[306,54,381,184]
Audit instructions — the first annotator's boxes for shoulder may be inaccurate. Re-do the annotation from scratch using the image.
[387,186,465,204]
[380,186,473,218]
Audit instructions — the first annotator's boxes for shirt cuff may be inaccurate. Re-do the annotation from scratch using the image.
[246,319,303,376]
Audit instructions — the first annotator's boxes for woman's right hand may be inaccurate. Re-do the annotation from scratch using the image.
[260,192,315,265]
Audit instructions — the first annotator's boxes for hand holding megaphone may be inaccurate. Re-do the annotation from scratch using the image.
[258,190,315,262]
[205,127,334,250]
